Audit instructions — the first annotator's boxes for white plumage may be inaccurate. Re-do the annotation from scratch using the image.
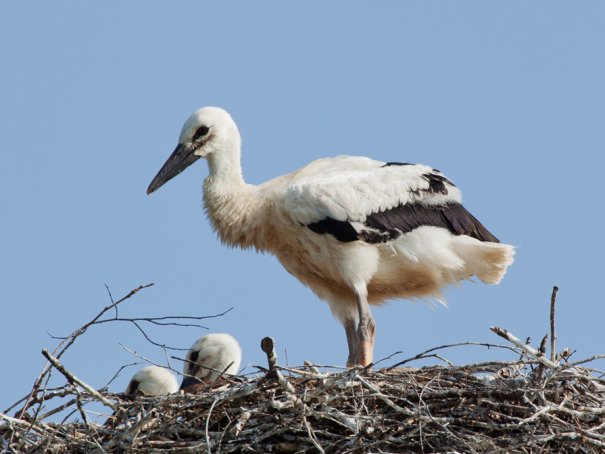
[125,366,178,396]
[180,333,242,389]
[283,157,458,224]
[148,107,515,367]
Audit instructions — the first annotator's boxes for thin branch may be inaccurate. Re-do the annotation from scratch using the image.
[387,341,521,369]
[74,388,91,431]
[105,284,117,319]
[569,354,605,367]
[490,326,560,369]
[550,285,559,363]
[16,283,153,418]
[38,397,79,421]
[205,397,220,454]
[130,320,189,351]
[49,310,233,338]
[303,413,326,454]
[103,361,143,390]
[41,349,117,411]
[91,308,232,328]
[171,355,240,383]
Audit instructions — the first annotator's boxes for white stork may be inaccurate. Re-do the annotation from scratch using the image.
[147,107,515,367]
[125,366,178,396]
[180,333,242,389]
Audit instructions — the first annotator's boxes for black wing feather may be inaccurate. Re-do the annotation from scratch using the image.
[365,202,500,243]
[307,202,499,244]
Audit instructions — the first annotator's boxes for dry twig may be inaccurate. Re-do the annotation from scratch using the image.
[550,285,559,363]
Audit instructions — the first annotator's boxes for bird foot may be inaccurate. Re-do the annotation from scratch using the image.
[346,352,358,368]
[357,341,374,367]
[355,318,376,367]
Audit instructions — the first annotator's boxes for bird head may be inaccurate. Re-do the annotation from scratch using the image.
[180,333,242,390]
[147,107,240,195]
[125,365,178,396]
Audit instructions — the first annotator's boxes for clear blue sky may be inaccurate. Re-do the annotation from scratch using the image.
[2,2,604,413]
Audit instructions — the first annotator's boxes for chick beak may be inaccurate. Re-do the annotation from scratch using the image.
[180,375,202,390]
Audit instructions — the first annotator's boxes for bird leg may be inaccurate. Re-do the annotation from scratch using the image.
[344,317,358,367]
[355,289,376,367]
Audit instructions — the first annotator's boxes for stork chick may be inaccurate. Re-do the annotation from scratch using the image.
[125,366,178,396]
[148,107,515,367]
[180,333,242,389]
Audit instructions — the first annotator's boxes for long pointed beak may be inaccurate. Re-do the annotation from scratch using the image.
[147,143,201,194]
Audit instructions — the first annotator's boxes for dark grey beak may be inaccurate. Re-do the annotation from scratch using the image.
[147,143,201,195]
[180,375,202,390]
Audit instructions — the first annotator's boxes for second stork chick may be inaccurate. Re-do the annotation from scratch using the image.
[181,333,242,389]
[125,365,179,396]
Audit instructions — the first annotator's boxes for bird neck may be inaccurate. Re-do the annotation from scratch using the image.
[205,133,244,184]
[203,150,270,251]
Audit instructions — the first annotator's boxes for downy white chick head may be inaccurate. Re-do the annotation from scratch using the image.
[125,366,178,396]
[181,333,242,389]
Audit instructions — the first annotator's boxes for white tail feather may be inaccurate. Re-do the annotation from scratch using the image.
[450,236,515,285]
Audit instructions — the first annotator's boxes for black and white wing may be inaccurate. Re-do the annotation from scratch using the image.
[283,156,499,244]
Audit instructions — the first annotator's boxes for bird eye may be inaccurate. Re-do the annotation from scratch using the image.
[190,351,199,362]
[192,125,210,142]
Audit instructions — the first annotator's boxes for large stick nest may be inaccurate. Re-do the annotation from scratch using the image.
[4,356,605,453]
[3,285,605,453]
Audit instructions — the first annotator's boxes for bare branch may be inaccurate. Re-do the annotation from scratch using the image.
[41,349,117,411]
[171,355,239,383]
[16,283,154,418]
[388,341,521,369]
[550,285,559,363]
[491,326,560,369]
